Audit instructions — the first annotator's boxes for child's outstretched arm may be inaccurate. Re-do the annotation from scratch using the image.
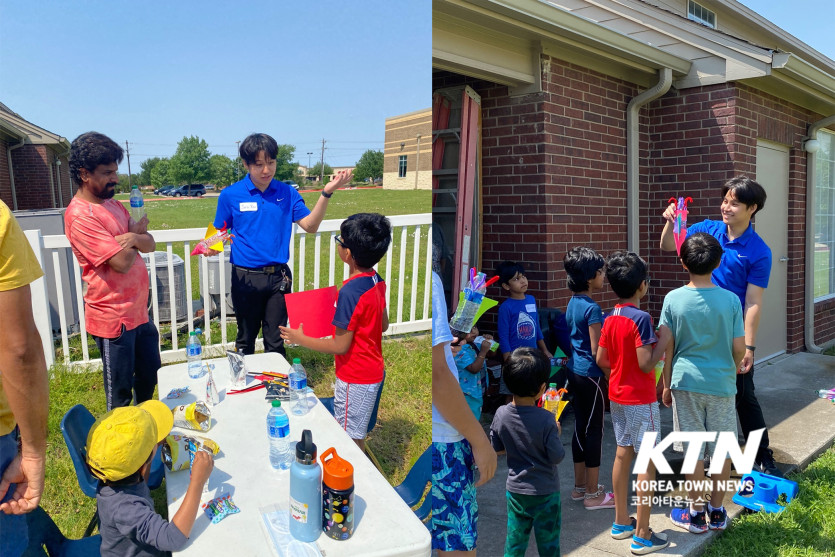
[279,325,354,355]
[171,450,214,537]
[464,342,491,374]
[636,326,671,373]
[660,326,674,407]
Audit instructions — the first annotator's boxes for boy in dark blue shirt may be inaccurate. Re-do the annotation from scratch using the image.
[496,261,552,362]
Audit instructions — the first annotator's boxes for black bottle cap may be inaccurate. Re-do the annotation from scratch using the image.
[295,429,317,464]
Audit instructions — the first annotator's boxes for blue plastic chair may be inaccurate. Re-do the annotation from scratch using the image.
[25,506,101,557]
[393,446,432,522]
[60,404,164,536]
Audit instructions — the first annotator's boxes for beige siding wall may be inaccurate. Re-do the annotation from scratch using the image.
[384,108,431,190]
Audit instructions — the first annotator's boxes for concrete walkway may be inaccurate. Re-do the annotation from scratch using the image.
[474,352,835,556]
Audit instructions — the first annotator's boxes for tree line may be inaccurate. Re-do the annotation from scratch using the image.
[117,136,384,192]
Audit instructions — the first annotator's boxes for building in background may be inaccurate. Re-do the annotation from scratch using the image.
[434,0,835,356]
[384,108,431,190]
[0,102,71,211]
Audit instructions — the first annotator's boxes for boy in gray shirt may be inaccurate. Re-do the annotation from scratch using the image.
[490,347,565,557]
[86,400,214,557]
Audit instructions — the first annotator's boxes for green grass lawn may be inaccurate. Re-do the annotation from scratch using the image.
[703,447,835,556]
[44,335,431,538]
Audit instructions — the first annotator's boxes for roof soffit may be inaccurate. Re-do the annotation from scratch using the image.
[434,0,691,88]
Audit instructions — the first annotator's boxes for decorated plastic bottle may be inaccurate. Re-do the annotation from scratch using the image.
[321,447,354,540]
[449,274,487,333]
[186,331,203,379]
[543,383,560,414]
[129,185,145,221]
[289,358,310,416]
[267,401,292,470]
[816,389,835,400]
[289,430,322,542]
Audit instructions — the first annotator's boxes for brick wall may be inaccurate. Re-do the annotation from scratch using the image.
[9,144,54,210]
[644,83,822,351]
[435,62,833,349]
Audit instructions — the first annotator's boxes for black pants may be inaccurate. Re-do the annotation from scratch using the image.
[736,369,769,453]
[231,265,290,356]
[569,373,606,468]
[92,322,161,410]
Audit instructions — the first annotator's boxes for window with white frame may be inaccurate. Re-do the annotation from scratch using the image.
[687,1,716,29]
[399,155,408,178]
[814,129,835,300]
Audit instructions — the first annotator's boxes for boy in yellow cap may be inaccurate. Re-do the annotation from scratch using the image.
[86,400,213,557]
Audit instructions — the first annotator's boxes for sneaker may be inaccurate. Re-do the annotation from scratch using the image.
[670,507,708,533]
[709,507,728,530]
[630,530,669,555]
[611,517,637,540]
[755,449,784,478]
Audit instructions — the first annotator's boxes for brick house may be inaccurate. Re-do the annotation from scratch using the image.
[0,102,72,210]
[433,0,835,360]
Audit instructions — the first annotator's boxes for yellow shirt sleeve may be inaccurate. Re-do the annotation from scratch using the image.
[0,200,44,291]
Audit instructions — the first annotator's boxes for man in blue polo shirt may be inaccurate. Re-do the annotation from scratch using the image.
[210,133,351,355]
[660,175,781,477]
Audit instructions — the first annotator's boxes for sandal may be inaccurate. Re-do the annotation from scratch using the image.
[572,483,603,501]
[584,488,616,510]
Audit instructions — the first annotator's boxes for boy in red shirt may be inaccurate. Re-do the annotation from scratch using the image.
[281,213,391,450]
[597,252,670,555]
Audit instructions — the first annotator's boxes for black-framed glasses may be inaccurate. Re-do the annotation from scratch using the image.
[334,234,346,248]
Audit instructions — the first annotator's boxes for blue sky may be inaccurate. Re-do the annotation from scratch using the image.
[0,1,429,173]
[0,1,831,176]
[740,0,835,60]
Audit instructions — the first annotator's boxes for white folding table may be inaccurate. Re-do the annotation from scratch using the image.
[158,352,430,556]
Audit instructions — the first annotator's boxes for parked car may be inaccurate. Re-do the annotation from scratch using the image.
[169,184,206,197]
[155,185,176,195]
[284,180,299,190]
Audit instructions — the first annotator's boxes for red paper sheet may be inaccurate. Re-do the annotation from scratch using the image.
[284,286,338,338]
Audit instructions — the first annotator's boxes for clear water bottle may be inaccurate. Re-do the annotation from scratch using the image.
[267,400,292,470]
[449,279,486,333]
[129,185,145,222]
[187,330,203,379]
[289,358,309,416]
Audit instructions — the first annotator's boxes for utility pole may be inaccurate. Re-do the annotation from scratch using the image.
[125,140,132,189]
[307,152,313,177]
[319,139,326,183]
[235,140,241,181]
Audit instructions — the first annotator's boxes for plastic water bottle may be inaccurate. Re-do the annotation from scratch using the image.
[187,330,203,379]
[289,429,322,542]
[543,383,559,414]
[289,358,309,416]
[816,389,835,400]
[129,185,145,222]
[267,400,292,470]
[475,336,498,353]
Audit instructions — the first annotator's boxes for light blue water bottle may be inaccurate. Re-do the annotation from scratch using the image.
[267,400,292,470]
[289,429,322,542]
[187,330,203,379]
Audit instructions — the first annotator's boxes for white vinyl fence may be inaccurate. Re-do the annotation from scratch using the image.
[25,214,432,369]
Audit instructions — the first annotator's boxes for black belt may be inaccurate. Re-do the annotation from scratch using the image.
[233,264,288,274]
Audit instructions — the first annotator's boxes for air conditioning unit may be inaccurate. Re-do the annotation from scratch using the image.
[197,246,235,316]
[141,252,188,322]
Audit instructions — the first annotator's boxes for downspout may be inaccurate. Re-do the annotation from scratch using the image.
[626,68,673,253]
[56,145,70,207]
[47,152,57,208]
[804,114,835,353]
[7,137,25,210]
